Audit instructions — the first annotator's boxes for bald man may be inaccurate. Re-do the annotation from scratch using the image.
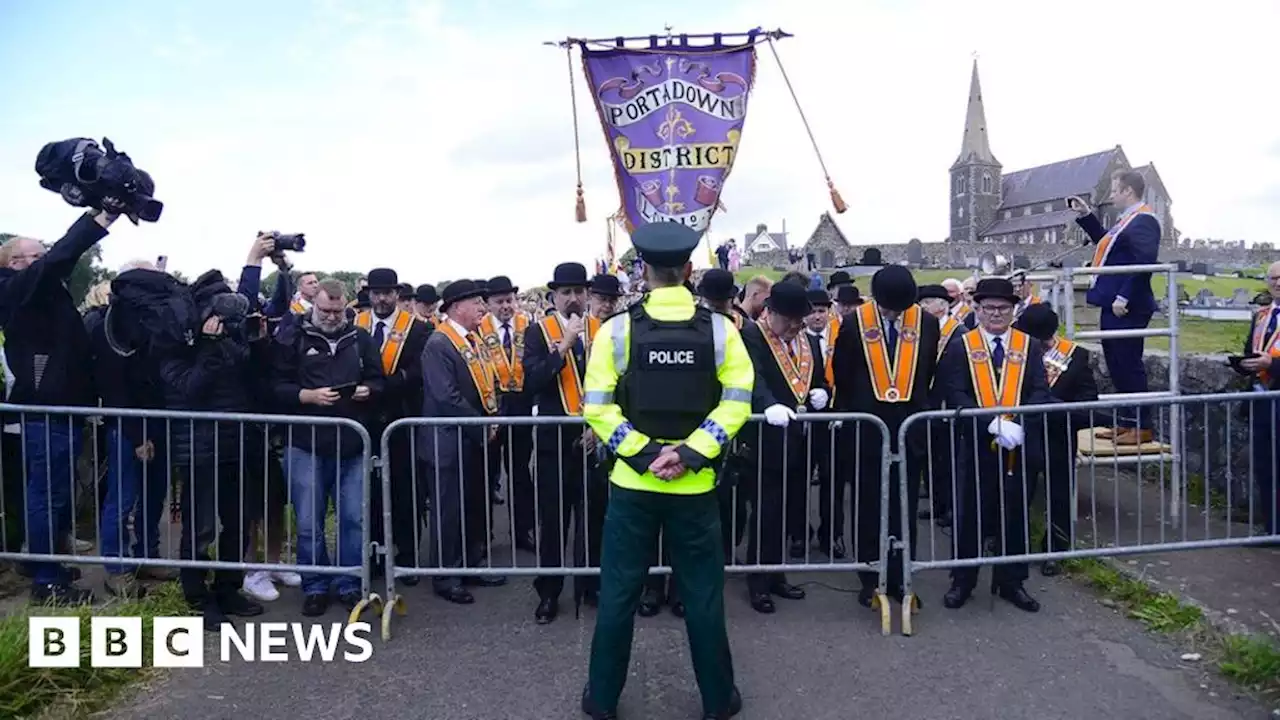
[1234,260,1280,538]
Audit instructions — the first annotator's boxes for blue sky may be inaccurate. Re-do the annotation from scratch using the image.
[2,0,1277,286]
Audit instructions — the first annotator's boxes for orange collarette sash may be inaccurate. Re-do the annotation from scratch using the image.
[937,317,961,362]
[290,298,308,315]
[962,329,1029,408]
[1089,203,1154,284]
[436,322,499,415]
[539,315,601,415]
[355,310,416,375]
[1251,306,1280,386]
[953,303,973,323]
[479,313,529,392]
[758,320,813,406]
[854,303,921,403]
[823,314,841,389]
[1044,337,1076,388]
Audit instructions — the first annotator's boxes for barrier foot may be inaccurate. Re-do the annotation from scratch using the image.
[875,592,892,636]
[901,594,918,637]
[347,592,380,626]
[380,593,406,642]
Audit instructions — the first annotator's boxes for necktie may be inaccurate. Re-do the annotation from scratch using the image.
[372,321,386,348]
[1267,307,1278,342]
[991,336,1005,380]
[502,322,512,353]
[886,320,899,353]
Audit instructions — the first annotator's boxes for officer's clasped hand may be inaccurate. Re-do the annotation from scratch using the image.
[987,416,1024,450]
[764,404,795,428]
[807,388,828,411]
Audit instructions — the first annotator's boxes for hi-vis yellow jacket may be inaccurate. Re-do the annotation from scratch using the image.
[583,285,754,495]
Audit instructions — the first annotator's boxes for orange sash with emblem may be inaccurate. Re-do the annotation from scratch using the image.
[961,329,1029,408]
[479,313,529,392]
[823,314,840,389]
[758,320,813,406]
[1251,306,1280,385]
[355,310,416,375]
[854,303,921,403]
[539,315,601,415]
[953,303,973,323]
[937,317,961,362]
[1044,337,1076,388]
[290,298,309,315]
[435,322,498,415]
[1089,203,1154,284]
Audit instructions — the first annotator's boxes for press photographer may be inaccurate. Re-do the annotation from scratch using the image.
[0,207,119,603]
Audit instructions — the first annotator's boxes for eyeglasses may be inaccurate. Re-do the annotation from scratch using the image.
[315,308,346,318]
[979,304,1014,314]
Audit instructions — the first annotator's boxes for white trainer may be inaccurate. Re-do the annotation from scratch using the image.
[272,571,302,588]
[242,570,280,602]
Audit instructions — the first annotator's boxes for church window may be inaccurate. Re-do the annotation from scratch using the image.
[957,205,965,220]
[1003,210,1012,220]
[1022,207,1032,217]
[1044,203,1054,213]
[981,172,992,193]
[956,175,966,194]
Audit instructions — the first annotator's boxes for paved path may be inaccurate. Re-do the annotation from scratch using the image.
[106,561,1269,720]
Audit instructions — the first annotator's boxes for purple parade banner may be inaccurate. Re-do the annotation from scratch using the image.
[580,40,756,233]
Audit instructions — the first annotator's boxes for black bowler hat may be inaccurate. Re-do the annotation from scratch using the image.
[835,284,862,306]
[697,269,737,301]
[1015,303,1059,341]
[397,282,414,299]
[547,263,589,290]
[631,221,701,268]
[871,265,917,312]
[487,275,519,296]
[440,279,487,311]
[827,270,852,290]
[806,289,831,307]
[972,277,1020,304]
[589,274,623,297]
[916,284,951,303]
[355,288,371,309]
[766,282,812,320]
[366,268,399,291]
[415,284,438,304]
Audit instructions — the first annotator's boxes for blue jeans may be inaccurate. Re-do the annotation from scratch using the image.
[286,447,364,596]
[24,419,82,586]
[100,428,171,575]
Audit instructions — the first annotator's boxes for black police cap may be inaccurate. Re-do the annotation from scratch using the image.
[631,221,701,268]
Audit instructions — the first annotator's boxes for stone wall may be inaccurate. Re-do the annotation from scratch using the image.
[1084,345,1259,501]
[861,241,1275,271]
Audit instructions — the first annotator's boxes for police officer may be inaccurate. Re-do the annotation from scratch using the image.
[580,222,752,720]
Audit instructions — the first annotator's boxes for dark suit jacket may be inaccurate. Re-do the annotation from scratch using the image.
[419,329,489,468]
[1077,211,1161,314]
[1045,344,1100,448]
[1235,308,1280,391]
[938,328,1055,468]
[832,306,940,453]
[522,319,587,449]
[375,314,431,424]
[740,323,826,462]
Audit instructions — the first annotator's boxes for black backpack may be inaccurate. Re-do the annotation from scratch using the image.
[108,269,198,355]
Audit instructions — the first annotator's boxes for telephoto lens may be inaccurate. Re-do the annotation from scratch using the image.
[273,233,306,252]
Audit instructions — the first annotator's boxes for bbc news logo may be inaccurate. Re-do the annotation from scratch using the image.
[28,617,374,667]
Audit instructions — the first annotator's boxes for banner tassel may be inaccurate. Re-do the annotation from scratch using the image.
[766,36,847,214]
[567,45,587,223]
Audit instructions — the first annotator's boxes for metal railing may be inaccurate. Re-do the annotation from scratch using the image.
[0,403,379,623]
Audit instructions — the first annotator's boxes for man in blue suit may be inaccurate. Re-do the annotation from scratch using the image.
[1069,169,1161,445]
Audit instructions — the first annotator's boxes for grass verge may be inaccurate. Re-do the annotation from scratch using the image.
[1062,556,1280,705]
[0,582,191,719]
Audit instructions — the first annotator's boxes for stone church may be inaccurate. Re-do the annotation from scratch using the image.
[949,61,1176,246]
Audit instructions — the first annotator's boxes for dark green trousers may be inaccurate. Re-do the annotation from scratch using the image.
[588,485,735,716]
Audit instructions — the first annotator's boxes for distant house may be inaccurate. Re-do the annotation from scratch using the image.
[949,61,1176,246]
[743,222,790,267]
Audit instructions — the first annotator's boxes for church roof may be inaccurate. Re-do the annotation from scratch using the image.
[981,209,1077,237]
[999,147,1120,208]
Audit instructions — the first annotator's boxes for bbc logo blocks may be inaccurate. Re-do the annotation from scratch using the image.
[28,617,205,668]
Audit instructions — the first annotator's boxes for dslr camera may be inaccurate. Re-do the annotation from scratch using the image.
[35,137,162,223]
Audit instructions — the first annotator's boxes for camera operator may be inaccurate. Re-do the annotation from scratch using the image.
[244,233,294,322]
[272,279,384,615]
[0,208,117,604]
[158,267,272,628]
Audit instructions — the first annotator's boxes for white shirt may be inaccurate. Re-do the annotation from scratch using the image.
[978,327,1011,355]
[445,317,472,344]
[805,328,828,358]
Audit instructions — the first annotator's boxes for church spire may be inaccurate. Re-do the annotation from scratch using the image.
[953,59,1000,169]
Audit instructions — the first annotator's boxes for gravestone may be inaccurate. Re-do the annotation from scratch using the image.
[1190,261,1210,275]
[1193,288,1214,305]
[1175,260,1188,272]
[1012,254,1031,270]
[859,247,883,266]
[1230,288,1252,306]
[906,238,924,266]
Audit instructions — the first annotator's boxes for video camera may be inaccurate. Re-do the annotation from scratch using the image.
[35,137,162,223]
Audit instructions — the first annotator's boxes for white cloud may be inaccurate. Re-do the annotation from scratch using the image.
[1,0,1276,289]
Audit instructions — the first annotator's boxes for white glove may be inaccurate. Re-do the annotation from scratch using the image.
[994,433,1017,451]
[808,388,829,410]
[829,420,843,430]
[1001,421,1024,448]
[987,416,1004,436]
[764,404,796,428]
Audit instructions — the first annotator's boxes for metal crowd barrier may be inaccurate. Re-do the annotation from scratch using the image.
[899,391,1280,636]
[0,403,378,623]
[377,412,892,639]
